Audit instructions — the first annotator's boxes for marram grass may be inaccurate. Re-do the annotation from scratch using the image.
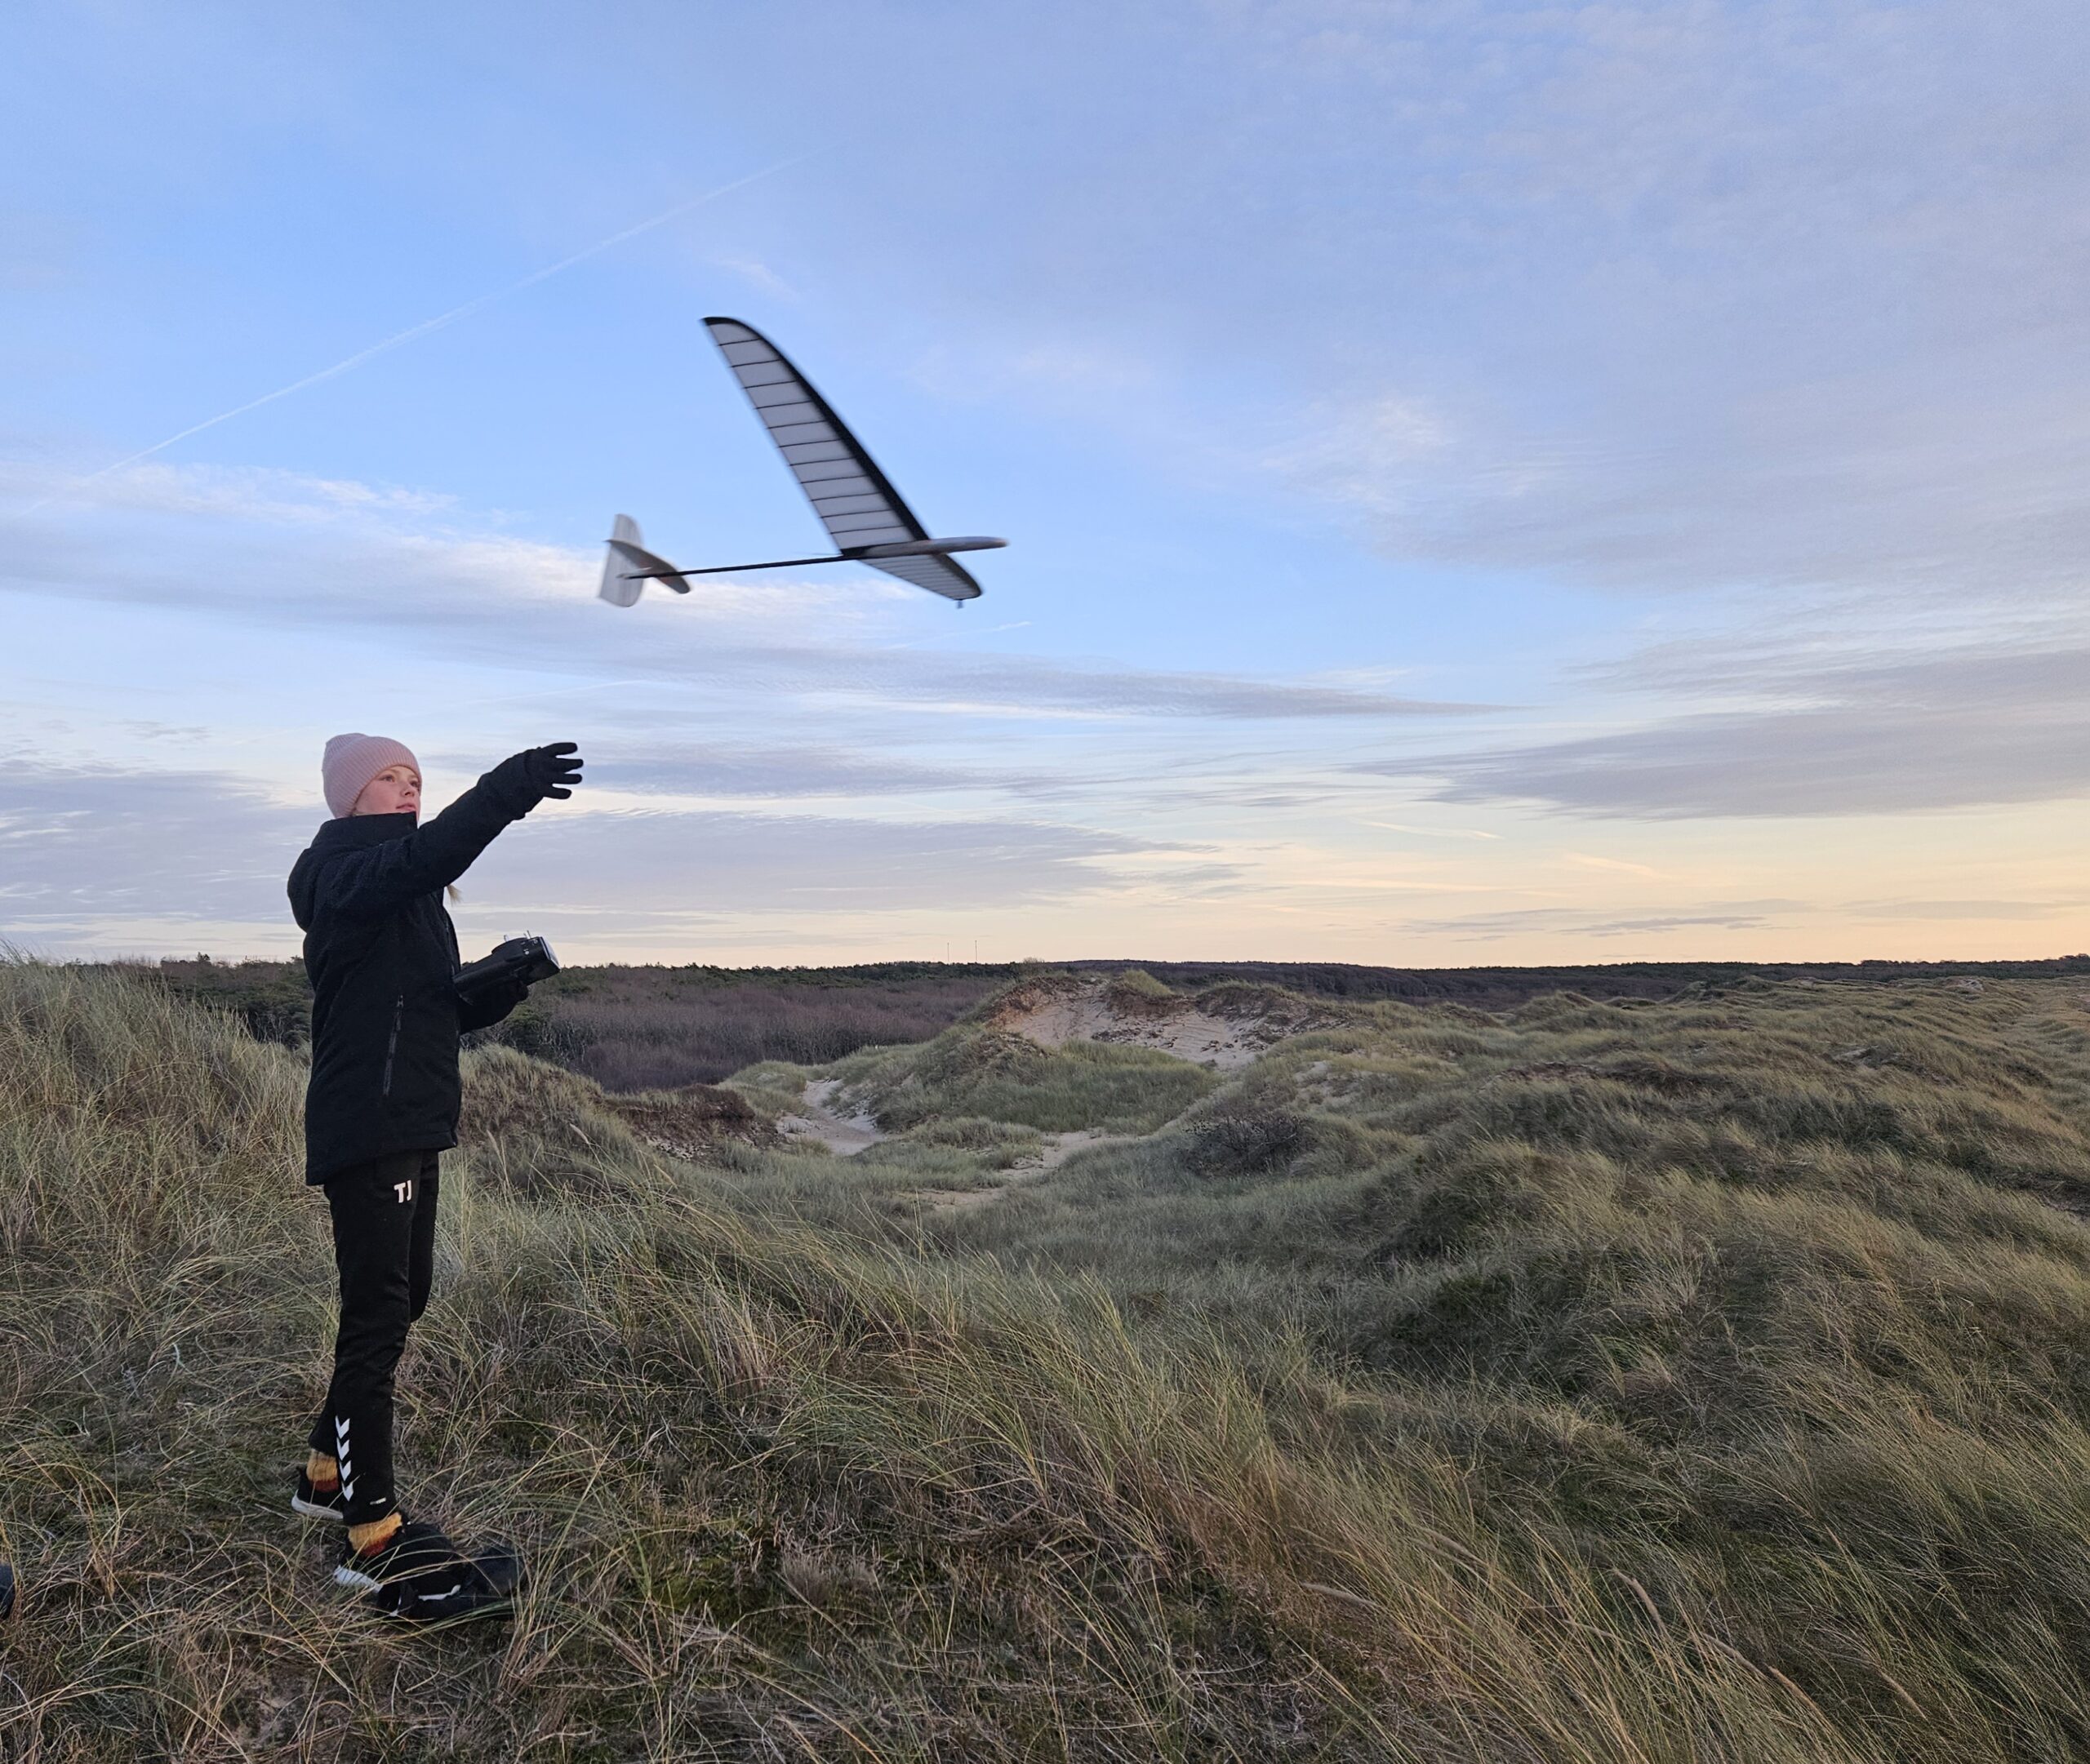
[3,958,2090,1760]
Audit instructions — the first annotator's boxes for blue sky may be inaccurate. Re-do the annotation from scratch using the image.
[3,0,2086,965]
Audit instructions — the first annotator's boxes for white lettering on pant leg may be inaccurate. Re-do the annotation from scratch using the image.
[393,1179,413,1202]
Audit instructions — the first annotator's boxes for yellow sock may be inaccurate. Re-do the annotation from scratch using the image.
[305,1451,339,1488]
[349,1512,403,1555]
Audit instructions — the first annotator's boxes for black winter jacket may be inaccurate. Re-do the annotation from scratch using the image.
[288,764,540,1184]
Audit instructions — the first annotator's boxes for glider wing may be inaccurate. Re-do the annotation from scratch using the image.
[859,547,983,599]
[705,317,981,601]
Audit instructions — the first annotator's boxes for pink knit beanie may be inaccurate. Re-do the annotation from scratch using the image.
[322,733,420,819]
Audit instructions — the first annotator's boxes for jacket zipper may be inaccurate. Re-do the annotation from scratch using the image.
[380,995,403,1097]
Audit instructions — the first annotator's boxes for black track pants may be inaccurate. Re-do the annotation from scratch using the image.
[307,1149,441,1526]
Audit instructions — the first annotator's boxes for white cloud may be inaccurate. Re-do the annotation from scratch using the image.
[2,461,1486,725]
[0,753,1190,942]
[1395,903,1802,944]
[1407,645,2090,820]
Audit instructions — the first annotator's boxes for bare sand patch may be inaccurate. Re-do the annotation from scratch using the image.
[981,973,1329,1072]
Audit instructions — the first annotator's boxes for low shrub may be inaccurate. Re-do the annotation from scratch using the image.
[1185,1102,1314,1176]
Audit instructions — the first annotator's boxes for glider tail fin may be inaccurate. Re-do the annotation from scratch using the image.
[599,514,691,604]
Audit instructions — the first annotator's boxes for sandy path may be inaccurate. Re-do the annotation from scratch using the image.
[778,1078,886,1157]
[1021,1126,1141,1171]
[905,1126,1141,1213]
[779,1073,1144,1205]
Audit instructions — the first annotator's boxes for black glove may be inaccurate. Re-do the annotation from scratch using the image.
[489,741,584,811]
[459,971,531,1033]
[524,741,583,799]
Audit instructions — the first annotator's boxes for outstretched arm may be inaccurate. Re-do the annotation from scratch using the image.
[315,743,584,922]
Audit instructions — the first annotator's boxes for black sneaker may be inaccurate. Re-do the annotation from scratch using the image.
[335,1518,520,1624]
[291,1469,348,1523]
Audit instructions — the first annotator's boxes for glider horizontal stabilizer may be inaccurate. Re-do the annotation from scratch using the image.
[704,316,985,602]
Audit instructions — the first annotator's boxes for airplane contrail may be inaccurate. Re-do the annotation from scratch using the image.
[29,156,809,509]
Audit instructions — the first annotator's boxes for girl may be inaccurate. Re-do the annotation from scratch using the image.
[287,731,581,1621]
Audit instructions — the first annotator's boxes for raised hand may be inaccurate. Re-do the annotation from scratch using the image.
[488,741,585,811]
[522,741,584,801]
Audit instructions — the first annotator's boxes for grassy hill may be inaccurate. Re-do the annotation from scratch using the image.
[149,951,2090,1091]
[6,959,2090,1760]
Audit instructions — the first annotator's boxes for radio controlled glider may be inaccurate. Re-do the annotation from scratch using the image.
[600,317,1003,608]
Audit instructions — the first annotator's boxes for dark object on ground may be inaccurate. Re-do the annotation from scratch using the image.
[368,1543,521,1626]
[455,935,560,1011]
[335,1518,521,1624]
[0,1561,13,1620]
